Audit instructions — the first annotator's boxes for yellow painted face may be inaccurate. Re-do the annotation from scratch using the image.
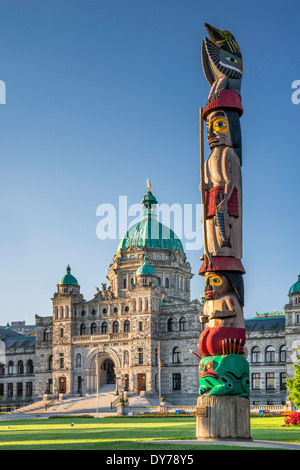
[206,117,229,134]
[205,273,223,287]
[206,111,232,148]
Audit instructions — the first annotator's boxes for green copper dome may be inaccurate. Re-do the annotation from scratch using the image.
[116,184,184,254]
[136,255,157,276]
[59,265,78,285]
[289,273,300,295]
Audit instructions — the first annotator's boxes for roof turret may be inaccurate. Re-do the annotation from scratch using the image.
[58,265,79,286]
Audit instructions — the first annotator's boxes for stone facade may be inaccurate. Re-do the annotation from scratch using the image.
[2,268,300,409]
[0,329,35,409]
[245,313,287,406]
[33,244,203,404]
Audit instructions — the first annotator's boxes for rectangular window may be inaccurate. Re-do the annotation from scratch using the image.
[26,382,33,396]
[17,382,23,397]
[60,328,64,338]
[138,348,143,364]
[154,348,158,366]
[59,354,64,369]
[8,383,13,397]
[266,372,275,390]
[280,372,286,390]
[173,373,181,390]
[139,322,143,332]
[252,373,261,390]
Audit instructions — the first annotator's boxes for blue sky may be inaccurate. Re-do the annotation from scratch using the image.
[0,0,299,325]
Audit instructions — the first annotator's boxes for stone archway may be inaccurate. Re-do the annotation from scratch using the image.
[85,347,120,394]
[101,358,115,384]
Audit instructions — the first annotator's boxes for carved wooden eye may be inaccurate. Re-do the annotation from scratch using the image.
[226,56,238,63]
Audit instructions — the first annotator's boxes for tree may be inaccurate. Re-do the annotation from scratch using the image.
[286,348,300,410]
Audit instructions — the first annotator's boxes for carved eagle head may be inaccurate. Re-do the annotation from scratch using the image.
[201,23,243,85]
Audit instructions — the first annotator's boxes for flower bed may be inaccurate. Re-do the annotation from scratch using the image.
[284,412,300,426]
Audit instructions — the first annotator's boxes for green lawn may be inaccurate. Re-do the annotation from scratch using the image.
[0,416,298,450]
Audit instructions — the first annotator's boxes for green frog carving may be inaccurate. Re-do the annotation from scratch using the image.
[198,354,249,397]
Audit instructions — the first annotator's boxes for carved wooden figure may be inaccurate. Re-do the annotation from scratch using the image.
[199,271,245,357]
[196,26,251,438]
[201,109,242,261]
[201,23,243,103]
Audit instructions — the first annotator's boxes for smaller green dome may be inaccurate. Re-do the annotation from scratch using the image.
[289,273,300,295]
[136,255,157,276]
[59,265,78,285]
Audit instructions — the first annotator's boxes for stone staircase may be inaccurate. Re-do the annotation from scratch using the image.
[1,384,118,419]
[0,387,195,420]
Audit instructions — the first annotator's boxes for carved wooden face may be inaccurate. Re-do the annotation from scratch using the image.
[204,272,231,300]
[206,110,232,149]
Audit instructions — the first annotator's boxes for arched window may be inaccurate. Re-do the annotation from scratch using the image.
[91,323,97,334]
[101,321,108,334]
[123,278,127,289]
[80,323,86,335]
[54,307,58,320]
[124,320,130,333]
[114,307,118,314]
[43,328,51,341]
[173,347,181,364]
[27,360,34,374]
[81,310,85,317]
[280,345,286,362]
[91,309,96,316]
[165,278,169,288]
[48,355,53,370]
[17,361,24,375]
[179,317,187,331]
[102,308,107,314]
[265,346,275,363]
[113,321,119,333]
[60,306,64,319]
[65,306,69,318]
[76,353,82,369]
[125,306,129,313]
[167,318,175,332]
[251,346,261,363]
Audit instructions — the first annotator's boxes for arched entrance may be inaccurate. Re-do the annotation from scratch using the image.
[101,358,115,384]
[85,348,120,394]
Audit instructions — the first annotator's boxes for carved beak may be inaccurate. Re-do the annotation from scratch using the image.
[204,23,225,47]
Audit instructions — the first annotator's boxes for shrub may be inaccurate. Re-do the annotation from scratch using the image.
[284,412,300,426]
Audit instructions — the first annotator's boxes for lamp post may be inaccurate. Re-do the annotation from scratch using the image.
[95,351,99,418]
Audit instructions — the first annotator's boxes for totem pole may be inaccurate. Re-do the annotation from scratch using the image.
[196,23,251,440]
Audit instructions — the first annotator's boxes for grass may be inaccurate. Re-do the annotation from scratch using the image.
[0,415,299,450]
